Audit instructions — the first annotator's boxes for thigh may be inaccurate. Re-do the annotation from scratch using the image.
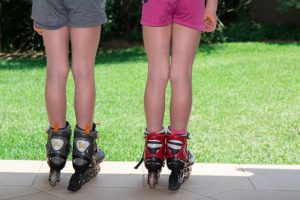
[171,23,201,78]
[42,26,70,71]
[70,27,101,73]
[143,25,172,77]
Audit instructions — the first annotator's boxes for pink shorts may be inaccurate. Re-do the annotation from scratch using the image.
[141,0,206,32]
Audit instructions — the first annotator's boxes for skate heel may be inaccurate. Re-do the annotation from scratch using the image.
[145,157,164,172]
[167,158,185,171]
[73,158,90,173]
[48,156,66,170]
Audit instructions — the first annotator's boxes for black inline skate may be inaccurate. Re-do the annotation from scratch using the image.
[67,123,105,192]
[166,127,195,191]
[135,129,166,189]
[46,122,71,187]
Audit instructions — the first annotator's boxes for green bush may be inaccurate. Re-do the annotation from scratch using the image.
[277,0,300,12]
[0,0,299,52]
[0,0,43,52]
[102,0,142,41]
[0,0,143,52]
[203,9,300,43]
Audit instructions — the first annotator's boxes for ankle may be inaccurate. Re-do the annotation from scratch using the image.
[168,126,187,135]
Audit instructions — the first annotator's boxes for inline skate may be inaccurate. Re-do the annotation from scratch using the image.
[46,122,71,187]
[166,127,195,190]
[68,124,105,191]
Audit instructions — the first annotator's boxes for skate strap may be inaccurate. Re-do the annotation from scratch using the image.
[186,132,190,139]
[47,121,71,135]
[85,123,92,135]
[54,122,59,133]
[134,154,144,169]
[75,126,98,139]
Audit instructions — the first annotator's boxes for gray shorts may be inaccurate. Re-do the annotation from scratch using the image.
[31,0,107,30]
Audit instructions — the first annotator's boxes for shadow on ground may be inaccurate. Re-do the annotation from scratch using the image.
[1,166,300,200]
[0,43,229,71]
[0,48,147,71]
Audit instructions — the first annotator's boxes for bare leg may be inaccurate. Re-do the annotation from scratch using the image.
[70,27,101,129]
[143,25,172,132]
[170,23,201,131]
[43,27,70,128]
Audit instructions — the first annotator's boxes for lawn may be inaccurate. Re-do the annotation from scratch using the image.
[0,42,300,164]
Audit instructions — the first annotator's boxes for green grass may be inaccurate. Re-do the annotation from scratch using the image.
[0,42,300,164]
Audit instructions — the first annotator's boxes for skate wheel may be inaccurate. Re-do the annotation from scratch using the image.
[148,172,158,189]
[68,173,81,192]
[95,164,100,173]
[50,179,56,187]
[49,170,60,187]
[90,164,100,178]
[184,166,192,179]
[168,170,184,191]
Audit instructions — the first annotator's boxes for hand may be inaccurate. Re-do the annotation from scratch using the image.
[33,22,43,35]
[204,9,217,32]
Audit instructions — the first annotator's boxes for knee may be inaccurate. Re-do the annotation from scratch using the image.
[147,69,169,87]
[72,65,94,82]
[170,70,192,86]
[47,66,69,81]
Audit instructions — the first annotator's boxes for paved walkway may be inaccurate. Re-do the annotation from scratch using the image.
[1,160,300,200]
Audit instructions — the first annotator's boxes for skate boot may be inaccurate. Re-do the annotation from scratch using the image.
[166,127,195,191]
[135,128,166,189]
[68,123,105,192]
[46,122,71,187]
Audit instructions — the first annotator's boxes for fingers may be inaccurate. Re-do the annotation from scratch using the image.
[33,23,43,35]
[205,23,216,32]
[204,16,217,32]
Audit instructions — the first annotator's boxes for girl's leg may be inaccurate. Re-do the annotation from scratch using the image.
[170,23,201,131]
[70,27,101,130]
[143,25,172,132]
[43,27,70,128]
[166,24,200,190]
